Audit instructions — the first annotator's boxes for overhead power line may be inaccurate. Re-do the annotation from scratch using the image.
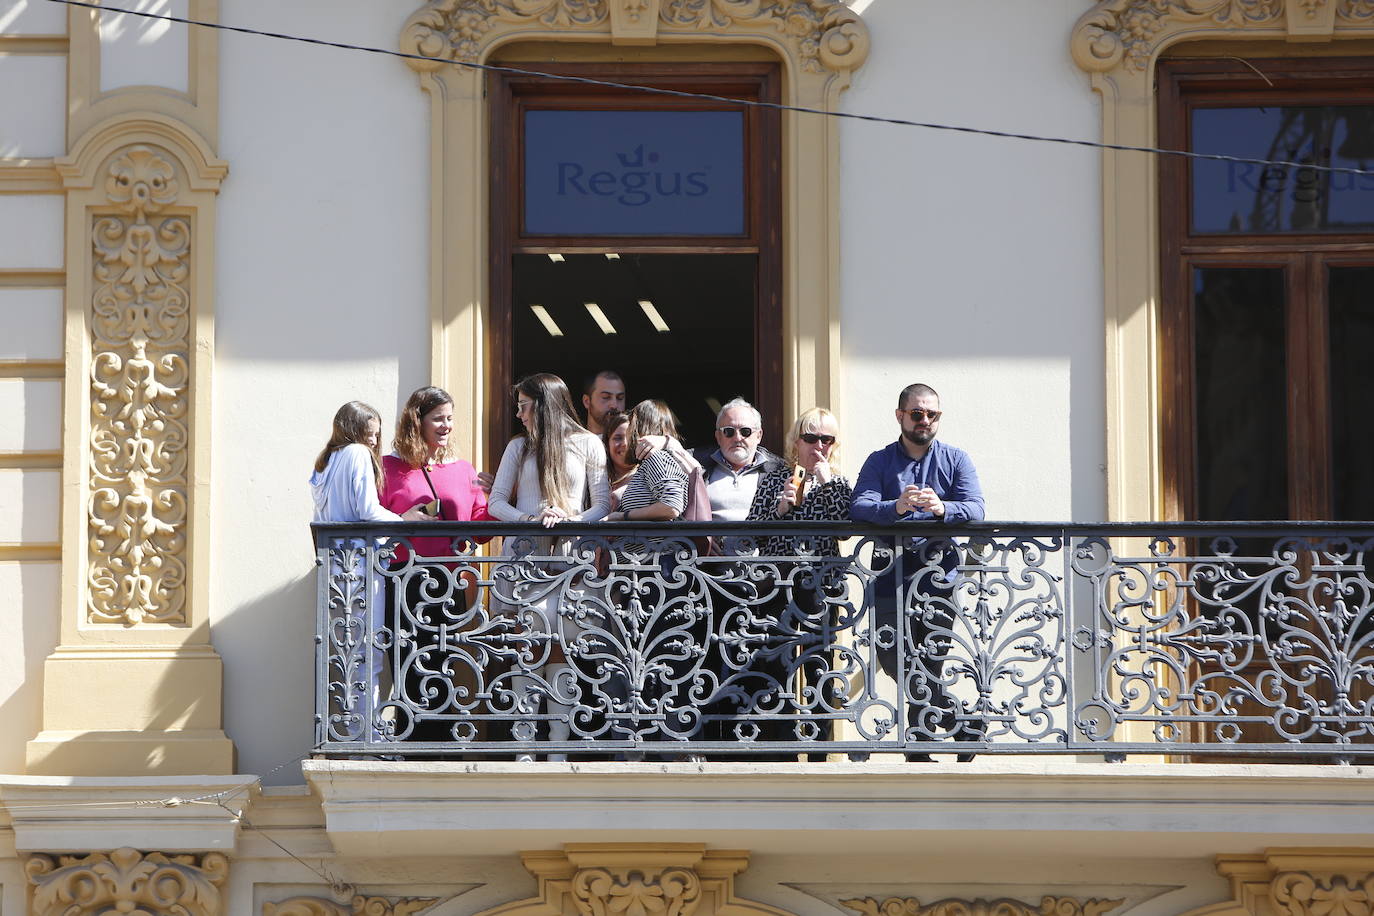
[46,0,1374,178]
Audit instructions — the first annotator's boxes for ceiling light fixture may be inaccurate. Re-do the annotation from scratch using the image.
[584,302,617,335]
[604,252,621,260]
[547,253,565,263]
[530,304,564,337]
[638,299,670,333]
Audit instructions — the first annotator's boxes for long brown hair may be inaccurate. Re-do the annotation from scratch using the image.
[625,399,680,465]
[314,401,384,491]
[514,372,587,513]
[393,386,455,469]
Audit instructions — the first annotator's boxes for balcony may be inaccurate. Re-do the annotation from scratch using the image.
[310,520,1374,764]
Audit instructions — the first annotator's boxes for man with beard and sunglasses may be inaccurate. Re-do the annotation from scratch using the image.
[850,383,985,762]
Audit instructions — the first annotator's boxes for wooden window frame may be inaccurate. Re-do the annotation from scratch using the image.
[1157,58,1374,522]
[487,62,782,463]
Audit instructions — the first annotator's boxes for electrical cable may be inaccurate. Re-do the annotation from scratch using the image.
[44,0,1374,178]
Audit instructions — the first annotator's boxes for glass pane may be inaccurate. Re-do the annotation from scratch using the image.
[1194,267,1287,520]
[511,252,755,445]
[1192,106,1374,234]
[523,110,746,236]
[1330,266,1374,520]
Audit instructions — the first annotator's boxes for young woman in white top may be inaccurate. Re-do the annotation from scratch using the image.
[310,401,426,744]
[488,372,611,760]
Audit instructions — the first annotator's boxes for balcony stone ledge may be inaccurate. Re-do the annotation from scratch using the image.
[302,758,1374,859]
[0,775,251,854]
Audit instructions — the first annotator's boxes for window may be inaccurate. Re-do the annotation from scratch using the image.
[1158,59,1374,522]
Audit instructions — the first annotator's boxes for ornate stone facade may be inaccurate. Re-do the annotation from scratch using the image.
[25,847,228,916]
[840,898,1124,916]
[401,0,869,73]
[86,144,192,626]
[1073,0,1374,73]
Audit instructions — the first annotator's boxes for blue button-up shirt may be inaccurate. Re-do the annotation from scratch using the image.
[850,439,985,525]
[850,439,985,591]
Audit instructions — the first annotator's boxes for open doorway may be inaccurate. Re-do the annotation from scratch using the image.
[512,252,755,446]
[487,62,782,467]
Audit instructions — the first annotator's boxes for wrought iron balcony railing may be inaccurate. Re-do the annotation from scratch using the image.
[312,520,1374,762]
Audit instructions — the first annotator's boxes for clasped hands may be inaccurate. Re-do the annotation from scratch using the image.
[896,484,944,518]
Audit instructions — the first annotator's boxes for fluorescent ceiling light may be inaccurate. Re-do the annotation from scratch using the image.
[547,253,565,263]
[639,299,670,333]
[605,252,621,260]
[584,302,617,335]
[529,304,564,337]
[705,397,723,416]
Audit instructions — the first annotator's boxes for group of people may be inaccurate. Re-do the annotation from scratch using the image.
[311,370,986,759]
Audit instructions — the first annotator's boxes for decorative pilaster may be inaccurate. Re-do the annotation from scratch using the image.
[26,113,231,777]
[26,847,228,916]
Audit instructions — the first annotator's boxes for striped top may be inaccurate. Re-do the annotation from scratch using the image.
[618,450,689,517]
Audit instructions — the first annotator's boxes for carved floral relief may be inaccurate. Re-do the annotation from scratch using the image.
[572,866,703,916]
[1074,0,1374,73]
[401,0,868,73]
[1271,872,1374,916]
[87,145,192,625]
[264,894,440,916]
[840,897,1125,916]
[26,847,228,916]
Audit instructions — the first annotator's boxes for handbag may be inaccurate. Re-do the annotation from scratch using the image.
[682,465,717,557]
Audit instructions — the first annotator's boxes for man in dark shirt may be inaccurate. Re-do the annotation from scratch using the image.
[851,382,985,760]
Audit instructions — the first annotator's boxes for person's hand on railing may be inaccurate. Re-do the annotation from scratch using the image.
[534,505,568,528]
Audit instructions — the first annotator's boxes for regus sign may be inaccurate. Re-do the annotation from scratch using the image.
[524,110,745,236]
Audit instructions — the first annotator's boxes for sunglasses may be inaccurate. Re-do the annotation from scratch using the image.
[799,433,836,446]
[717,426,756,439]
[901,408,942,421]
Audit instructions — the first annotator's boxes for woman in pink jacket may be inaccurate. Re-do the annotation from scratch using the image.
[380,386,491,742]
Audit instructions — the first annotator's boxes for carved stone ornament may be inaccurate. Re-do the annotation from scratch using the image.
[839,897,1125,916]
[572,866,703,916]
[87,144,192,625]
[25,847,228,916]
[401,0,869,73]
[1072,0,1374,74]
[1271,872,1374,916]
[264,894,440,916]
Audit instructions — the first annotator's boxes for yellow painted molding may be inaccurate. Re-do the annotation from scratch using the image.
[1070,0,1374,525]
[0,160,63,193]
[0,544,61,561]
[265,897,441,916]
[1174,848,1374,916]
[480,845,795,916]
[0,362,64,379]
[841,897,1124,916]
[57,113,227,192]
[397,0,867,463]
[0,270,65,287]
[0,35,69,54]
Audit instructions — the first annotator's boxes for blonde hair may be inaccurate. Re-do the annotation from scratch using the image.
[314,401,385,492]
[393,386,456,469]
[785,407,840,468]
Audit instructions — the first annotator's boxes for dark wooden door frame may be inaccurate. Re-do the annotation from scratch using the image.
[487,62,783,467]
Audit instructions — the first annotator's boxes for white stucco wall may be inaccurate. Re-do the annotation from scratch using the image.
[213,1,431,782]
[838,0,1105,524]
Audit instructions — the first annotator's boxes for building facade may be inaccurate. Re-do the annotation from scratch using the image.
[1,0,1373,914]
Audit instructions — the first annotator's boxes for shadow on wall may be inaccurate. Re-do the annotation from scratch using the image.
[214,569,317,786]
[0,561,61,773]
